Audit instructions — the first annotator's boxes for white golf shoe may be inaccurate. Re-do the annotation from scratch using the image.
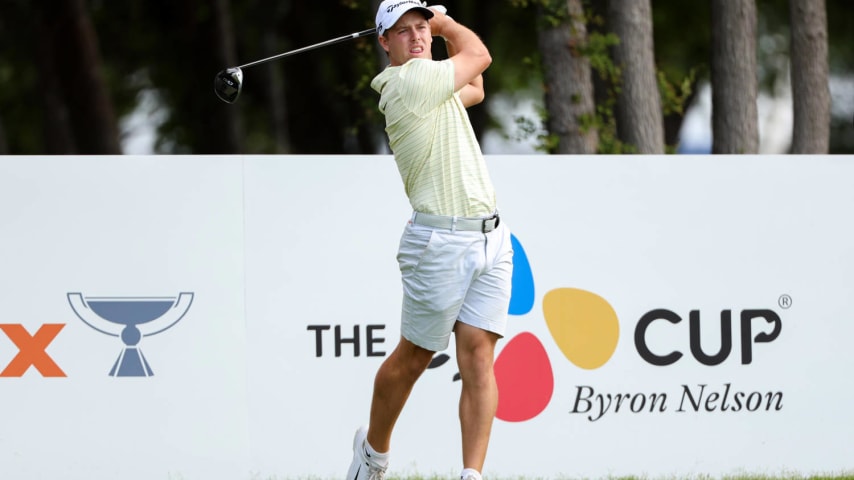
[346,426,388,480]
[460,468,483,480]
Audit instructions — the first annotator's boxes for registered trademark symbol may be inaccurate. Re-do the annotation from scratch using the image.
[778,294,792,309]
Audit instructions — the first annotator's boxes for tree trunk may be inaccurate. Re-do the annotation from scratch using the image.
[537,0,597,154]
[38,0,121,154]
[789,0,830,153]
[468,2,497,147]
[0,115,7,154]
[263,31,291,154]
[710,0,759,154]
[251,0,292,154]
[33,9,77,154]
[609,0,664,154]
[206,0,242,153]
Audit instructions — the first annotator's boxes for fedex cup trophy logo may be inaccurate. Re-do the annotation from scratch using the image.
[67,292,194,377]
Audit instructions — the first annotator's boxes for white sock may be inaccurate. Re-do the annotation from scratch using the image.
[363,438,390,466]
[460,468,482,480]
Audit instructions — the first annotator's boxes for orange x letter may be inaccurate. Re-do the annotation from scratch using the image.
[0,324,66,377]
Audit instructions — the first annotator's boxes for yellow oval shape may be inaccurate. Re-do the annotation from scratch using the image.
[542,288,620,370]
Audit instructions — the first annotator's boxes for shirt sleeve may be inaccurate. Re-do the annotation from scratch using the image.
[396,59,456,115]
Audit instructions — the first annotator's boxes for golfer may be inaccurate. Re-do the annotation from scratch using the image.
[346,2,513,480]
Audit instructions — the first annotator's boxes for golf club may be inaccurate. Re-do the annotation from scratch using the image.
[214,27,376,103]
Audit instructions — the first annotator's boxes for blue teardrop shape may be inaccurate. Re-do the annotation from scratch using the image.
[508,234,535,315]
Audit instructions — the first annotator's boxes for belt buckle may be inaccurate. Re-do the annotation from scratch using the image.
[481,214,500,233]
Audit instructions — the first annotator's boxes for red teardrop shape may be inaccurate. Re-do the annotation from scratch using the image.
[494,332,554,422]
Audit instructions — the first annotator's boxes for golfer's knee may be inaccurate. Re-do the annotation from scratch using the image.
[389,341,434,379]
[457,348,495,385]
[405,352,434,378]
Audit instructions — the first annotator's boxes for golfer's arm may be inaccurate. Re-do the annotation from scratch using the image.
[445,39,485,107]
[432,14,491,105]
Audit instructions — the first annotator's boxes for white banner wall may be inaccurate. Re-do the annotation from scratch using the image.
[242,155,411,477]
[481,156,854,478]
[1,155,852,479]
[0,156,250,480]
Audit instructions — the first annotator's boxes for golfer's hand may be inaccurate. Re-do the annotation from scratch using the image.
[430,5,448,15]
[428,5,454,37]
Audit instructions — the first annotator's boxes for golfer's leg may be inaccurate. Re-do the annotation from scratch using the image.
[454,321,500,472]
[367,335,435,453]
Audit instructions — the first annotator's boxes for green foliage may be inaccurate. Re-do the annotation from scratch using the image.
[583,30,633,154]
[510,0,569,28]
[520,2,700,154]
[657,67,698,153]
[0,0,851,154]
[657,68,697,117]
[582,31,620,79]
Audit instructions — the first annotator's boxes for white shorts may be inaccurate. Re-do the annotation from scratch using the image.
[396,218,514,352]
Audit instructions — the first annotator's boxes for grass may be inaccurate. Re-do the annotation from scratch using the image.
[255,472,854,480]
[376,475,854,480]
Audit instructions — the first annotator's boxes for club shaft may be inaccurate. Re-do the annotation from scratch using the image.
[236,28,377,70]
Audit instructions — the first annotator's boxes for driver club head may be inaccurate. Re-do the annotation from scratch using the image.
[214,67,243,103]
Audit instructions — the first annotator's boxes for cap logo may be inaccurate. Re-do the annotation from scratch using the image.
[385,1,422,14]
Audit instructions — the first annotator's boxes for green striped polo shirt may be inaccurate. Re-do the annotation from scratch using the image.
[371,58,496,218]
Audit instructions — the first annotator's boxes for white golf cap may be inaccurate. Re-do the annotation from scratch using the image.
[376,0,435,36]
